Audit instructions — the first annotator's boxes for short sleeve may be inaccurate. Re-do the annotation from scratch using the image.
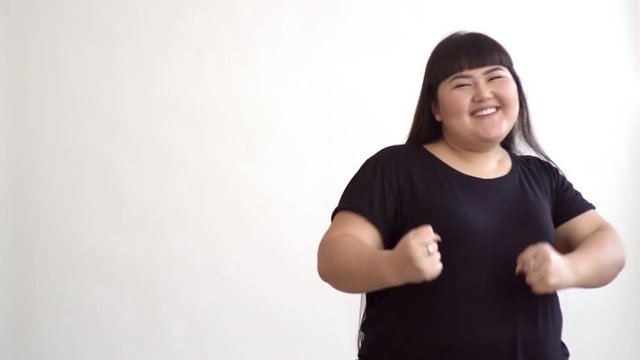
[331,152,398,244]
[549,166,595,227]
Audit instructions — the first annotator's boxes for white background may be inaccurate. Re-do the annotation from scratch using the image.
[1,0,639,359]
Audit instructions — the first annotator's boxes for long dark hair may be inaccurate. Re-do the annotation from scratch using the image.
[406,31,552,162]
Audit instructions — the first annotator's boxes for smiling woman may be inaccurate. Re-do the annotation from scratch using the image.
[317,31,625,360]
[432,65,519,152]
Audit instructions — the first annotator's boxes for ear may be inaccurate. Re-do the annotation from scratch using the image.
[431,102,442,122]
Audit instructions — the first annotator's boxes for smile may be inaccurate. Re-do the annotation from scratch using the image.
[472,107,499,117]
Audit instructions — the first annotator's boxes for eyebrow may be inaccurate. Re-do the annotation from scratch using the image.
[447,66,506,83]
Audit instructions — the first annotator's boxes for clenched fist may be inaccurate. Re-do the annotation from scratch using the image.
[391,224,443,284]
[516,242,575,295]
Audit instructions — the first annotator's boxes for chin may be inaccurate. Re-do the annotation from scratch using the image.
[478,133,509,144]
[480,127,513,143]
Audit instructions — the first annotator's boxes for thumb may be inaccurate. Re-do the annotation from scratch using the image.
[515,244,538,274]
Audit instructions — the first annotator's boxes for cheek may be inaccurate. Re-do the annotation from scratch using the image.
[502,84,520,114]
[511,96,520,117]
[437,94,466,119]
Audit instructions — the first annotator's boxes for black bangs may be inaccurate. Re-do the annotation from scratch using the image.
[426,32,514,88]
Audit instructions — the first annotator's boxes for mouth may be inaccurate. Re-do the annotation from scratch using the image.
[471,106,500,117]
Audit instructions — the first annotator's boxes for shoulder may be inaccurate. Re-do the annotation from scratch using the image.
[366,144,425,166]
[514,153,559,177]
[512,153,567,193]
[349,144,425,183]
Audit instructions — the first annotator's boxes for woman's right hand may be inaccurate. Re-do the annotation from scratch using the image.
[391,225,443,284]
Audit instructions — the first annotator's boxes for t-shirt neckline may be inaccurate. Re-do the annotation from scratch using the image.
[418,144,517,181]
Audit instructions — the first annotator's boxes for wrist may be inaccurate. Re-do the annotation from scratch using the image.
[381,249,404,288]
[561,253,581,289]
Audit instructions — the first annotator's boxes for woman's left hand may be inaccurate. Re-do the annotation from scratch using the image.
[515,242,575,295]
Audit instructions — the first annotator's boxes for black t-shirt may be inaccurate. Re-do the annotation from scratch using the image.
[332,144,595,360]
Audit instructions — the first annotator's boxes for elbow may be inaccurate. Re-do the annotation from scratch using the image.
[600,226,626,281]
[606,236,626,283]
[317,262,344,292]
[317,245,336,286]
[615,245,626,274]
[613,232,626,275]
[317,257,331,284]
[317,250,359,294]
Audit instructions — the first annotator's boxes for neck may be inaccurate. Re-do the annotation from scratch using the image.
[425,139,512,179]
[438,138,506,164]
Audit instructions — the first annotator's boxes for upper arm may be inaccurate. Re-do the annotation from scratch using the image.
[555,209,612,253]
[320,210,384,251]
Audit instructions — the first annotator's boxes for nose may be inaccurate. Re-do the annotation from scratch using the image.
[472,82,492,102]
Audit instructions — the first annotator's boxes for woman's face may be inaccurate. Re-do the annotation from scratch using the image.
[432,65,519,150]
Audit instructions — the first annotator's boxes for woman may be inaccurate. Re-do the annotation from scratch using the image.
[317,32,625,360]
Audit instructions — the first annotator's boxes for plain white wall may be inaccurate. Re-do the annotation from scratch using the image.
[1,0,10,352]
[1,0,638,359]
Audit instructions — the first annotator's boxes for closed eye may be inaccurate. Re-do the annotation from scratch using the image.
[488,75,504,81]
[453,83,471,89]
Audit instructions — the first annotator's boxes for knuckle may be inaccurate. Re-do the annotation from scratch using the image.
[418,225,434,237]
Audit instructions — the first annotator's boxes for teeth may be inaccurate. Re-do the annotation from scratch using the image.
[473,107,498,116]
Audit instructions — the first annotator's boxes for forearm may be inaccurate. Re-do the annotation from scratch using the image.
[317,234,400,294]
[564,226,625,288]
